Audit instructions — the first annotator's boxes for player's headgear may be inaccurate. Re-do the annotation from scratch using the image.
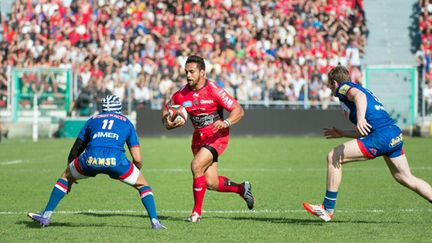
[102,95,122,113]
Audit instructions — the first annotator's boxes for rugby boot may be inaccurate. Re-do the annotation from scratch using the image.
[242,181,255,210]
[302,202,334,222]
[27,212,51,227]
[151,218,167,230]
[187,211,201,223]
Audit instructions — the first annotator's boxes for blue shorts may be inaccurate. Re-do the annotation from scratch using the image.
[357,125,404,158]
[69,148,139,185]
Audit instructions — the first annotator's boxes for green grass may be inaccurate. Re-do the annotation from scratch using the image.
[0,137,431,242]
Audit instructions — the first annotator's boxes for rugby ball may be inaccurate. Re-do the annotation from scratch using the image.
[168,105,188,123]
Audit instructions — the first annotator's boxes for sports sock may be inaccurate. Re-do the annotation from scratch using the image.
[217,176,244,195]
[43,178,69,218]
[322,190,338,213]
[192,175,207,215]
[139,186,158,221]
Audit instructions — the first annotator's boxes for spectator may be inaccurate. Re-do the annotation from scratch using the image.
[424,78,432,115]
[70,86,93,117]
[0,0,368,109]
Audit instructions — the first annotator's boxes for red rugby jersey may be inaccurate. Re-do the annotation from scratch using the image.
[170,80,237,132]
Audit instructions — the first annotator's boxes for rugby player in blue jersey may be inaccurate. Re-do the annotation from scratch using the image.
[28,95,166,229]
[303,66,432,222]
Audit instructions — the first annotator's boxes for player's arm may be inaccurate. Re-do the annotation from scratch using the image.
[161,99,185,130]
[346,88,372,136]
[129,146,143,170]
[214,102,244,129]
[323,127,362,139]
[67,137,88,164]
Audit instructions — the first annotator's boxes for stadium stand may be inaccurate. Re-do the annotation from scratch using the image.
[0,0,367,113]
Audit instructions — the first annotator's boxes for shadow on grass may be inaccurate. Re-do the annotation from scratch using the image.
[77,212,186,222]
[17,220,107,228]
[210,216,401,225]
[19,213,187,228]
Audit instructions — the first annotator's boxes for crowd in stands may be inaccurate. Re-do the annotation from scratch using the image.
[419,0,432,114]
[0,0,367,114]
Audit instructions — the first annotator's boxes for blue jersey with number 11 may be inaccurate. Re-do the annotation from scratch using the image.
[78,112,139,152]
[335,82,395,131]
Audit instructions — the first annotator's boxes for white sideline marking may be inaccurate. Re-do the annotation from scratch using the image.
[145,167,432,172]
[10,166,432,174]
[2,208,431,215]
[0,160,24,166]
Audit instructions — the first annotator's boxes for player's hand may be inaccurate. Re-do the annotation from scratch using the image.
[356,118,372,136]
[213,120,227,130]
[134,160,143,170]
[165,115,185,129]
[323,127,343,139]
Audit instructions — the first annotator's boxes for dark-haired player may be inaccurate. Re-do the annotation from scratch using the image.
[303,66,432,221]
[28,95,166,229]
[162,55,255,222]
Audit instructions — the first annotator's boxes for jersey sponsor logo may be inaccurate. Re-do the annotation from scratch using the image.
[338,84,350,95]
[218,90,234,108]
[92,132,119,140]
[93,114,126,121]
[190,111,221,128]
[200,99,214,104]
[86,156,117,166]
[389,133,403,148]
[182,101,192,107]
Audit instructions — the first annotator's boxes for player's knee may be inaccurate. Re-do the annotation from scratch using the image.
[206,178,218,190]
[392,172,412,187]
[326,151,333,163]
[133,173,148,188]
[191,161,205,175]
[327,150,343,169]
[63,168,76,181]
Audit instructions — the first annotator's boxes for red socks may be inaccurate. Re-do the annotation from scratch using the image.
[192,175,245,215]
[192,175,207,215]
[217,176,244,195]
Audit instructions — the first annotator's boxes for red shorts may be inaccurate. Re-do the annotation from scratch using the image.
[191,128,230,161]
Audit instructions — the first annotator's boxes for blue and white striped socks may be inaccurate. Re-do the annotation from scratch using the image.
[43,178,69,218]
[323,190,338,213]
[139,186,158,221]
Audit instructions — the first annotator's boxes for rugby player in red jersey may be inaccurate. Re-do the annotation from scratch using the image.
[162,55,254,222]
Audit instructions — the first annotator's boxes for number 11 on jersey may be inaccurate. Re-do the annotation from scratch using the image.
[102,119,114,130]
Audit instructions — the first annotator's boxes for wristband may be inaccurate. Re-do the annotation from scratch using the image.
[223,119,232,128]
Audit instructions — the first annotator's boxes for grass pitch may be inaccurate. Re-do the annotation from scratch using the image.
[0,137,431,242]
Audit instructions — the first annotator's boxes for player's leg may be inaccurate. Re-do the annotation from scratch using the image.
[117,162,165,229]
[384,155,432,203]
[205,161,255,209]
[205,162,242,193]
[304,139,370,221]
[206,133,255,209]
[134,172,166,229]
[28,161,85,227]
[326,139,369,192]
[189,147,214,222]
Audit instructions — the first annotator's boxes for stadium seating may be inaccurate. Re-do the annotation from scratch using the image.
[0,0,367,112]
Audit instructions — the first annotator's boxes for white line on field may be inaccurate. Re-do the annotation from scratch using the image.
[1,208,431,215]
[8,166,432,174]
[145,167,432,172]
[0,160,24,166]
